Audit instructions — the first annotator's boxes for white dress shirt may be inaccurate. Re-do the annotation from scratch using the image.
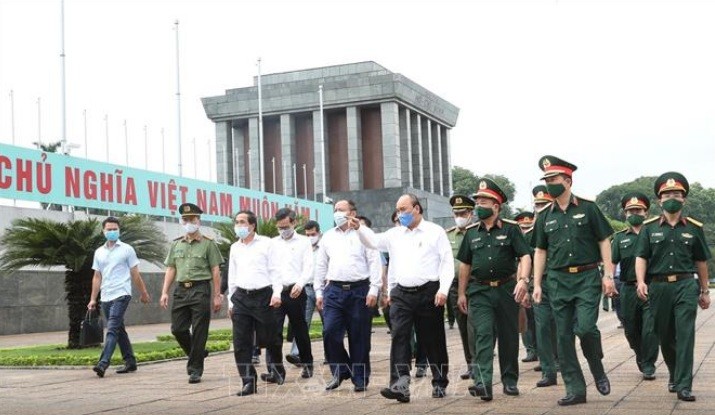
[314,226,382,299]
[357,218,454,296]
[272,232,314,287]
[227,234,284,309]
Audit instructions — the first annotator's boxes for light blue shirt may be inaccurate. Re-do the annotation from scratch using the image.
[92,240,140,302]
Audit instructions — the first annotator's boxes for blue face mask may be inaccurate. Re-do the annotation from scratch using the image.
[104,229,120,242]
[235,226,250,240]
[398,212,414,227]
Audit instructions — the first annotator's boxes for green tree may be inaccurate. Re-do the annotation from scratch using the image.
[595,176,657,221]
[0,215,167,348]
[452,166,479,197]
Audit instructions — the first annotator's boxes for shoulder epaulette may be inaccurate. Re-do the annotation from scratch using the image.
[643,216,660,225]
[465,222,479,230]
[202,234,214,240]
[524,227,534,234]
[576,195,594,202]
[173,236,184,241]
[615,228,627,234]
[445,226,457,233]
[686,217,703,227]
[536,202,553,213]
[501,218,518,225]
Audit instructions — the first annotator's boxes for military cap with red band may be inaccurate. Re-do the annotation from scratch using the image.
[620,192,650,211]
[538,155,578,180]
[473,178,507,204]
[654,171,689,197]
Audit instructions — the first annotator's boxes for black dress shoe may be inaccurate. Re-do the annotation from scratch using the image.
[380,387,410,403]
[116,364,137,374]
[533,364,542,372]
[415,366,427,378]
[642,372,656,381]
[503,385,519,396]
[259,372,285,385]
[354,385,367,392]
[557,394,587,406]
[536,376,557,387]
[92,365,106,378]
[236,382,257,396]
[325,374,349,390]
[285,354,302,367]
[677,389,696,402]
[668,382,676,393]
[460,370,473,380]
[595,376,610,396]
[301,365,313,379]
[432,385,446,398]
[188,373,202,384]
[468,383,492,401]
[521,352,538,362]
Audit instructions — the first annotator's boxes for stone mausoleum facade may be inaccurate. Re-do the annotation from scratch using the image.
[202,61,459,229]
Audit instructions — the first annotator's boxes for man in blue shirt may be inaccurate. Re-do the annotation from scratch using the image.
[88,217,150,377]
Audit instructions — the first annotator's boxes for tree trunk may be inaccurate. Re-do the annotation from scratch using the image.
[65,267,95,349]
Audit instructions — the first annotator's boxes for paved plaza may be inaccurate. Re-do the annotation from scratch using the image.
[1,307,714,415]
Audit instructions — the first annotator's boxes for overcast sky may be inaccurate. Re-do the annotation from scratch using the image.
[1,0,714,210]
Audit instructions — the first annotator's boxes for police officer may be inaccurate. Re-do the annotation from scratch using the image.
[514,211,538,365]
[457,179,532,401]
[612,192,659,380]
[528,185,559,386]
[635,172,711,402]
[445,194,476,380]
[160,203,223,384]
[532,156,617,406]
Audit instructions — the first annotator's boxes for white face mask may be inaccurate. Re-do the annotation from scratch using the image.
[279,228,294,239]
[308,235,320,246]
[333,211,348,227]
[234,225,250,240]
[454,216,470,229]
[183,222,200,234]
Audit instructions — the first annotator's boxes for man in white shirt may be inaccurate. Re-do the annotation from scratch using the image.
[227,210,285,397]
[315,200,382,392]
[88,216,150,378]
[352,193,454,403]
[269,208,314,379]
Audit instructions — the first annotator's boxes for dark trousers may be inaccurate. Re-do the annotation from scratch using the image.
[322,282,373,387]
[649,278,698,392]
[534,280,559,378]
[98,295,134,368]
[171,282,211,376]
[621,283,659,375]
[389,282,449,388]
[268,288,313,367]
[231,288,284,385]
[448,279,473,367]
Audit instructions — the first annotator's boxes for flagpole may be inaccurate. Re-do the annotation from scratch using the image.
[302,164,307,199]
[319,85,327,202]
[174,20,183,176]
[83,109,88,158]
[37,97,42,148]
[9,90,15,145]
[293,163,297,196]
[257,57,264,191]
[60,0,67,155]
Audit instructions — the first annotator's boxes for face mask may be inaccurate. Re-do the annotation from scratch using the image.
[476,206,494,220]
[626,214,645,226]
[279,228,294,239]
[398,212,414,227]
[183,222,200,234]
[546,183,566,198]
[234,225,250,240]
[104,229,120,242]
[454,217,469,229]
[662,199,683,214]
[334,211,348,227]
[309,235,320,246]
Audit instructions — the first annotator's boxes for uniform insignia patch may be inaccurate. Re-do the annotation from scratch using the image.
[573,213,586,219]
[496,235,507,240]
[479,181,487,190]
[682,233,693,238]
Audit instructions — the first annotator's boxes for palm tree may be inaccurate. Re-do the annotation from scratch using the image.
[0,215,167,348]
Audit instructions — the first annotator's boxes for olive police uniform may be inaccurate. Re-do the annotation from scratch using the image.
[532,156,613,401]
[514,211,537,364]
[446,195,476,379]
[612,192,658,378]
[165,203,223,379]
[457,179,531,399]
[635,172,711,398]
[529,186,560,385]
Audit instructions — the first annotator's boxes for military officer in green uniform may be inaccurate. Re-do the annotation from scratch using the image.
[612,192,659,380]
[457,178,532,401]
[528,185,560,385]
[514,211,538,366]
[635,172,711,402]
[160,203,224,384]
[532,156,617,406]
[445,194,476,380]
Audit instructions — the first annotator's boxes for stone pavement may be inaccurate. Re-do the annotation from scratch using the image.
[1,308,714,415]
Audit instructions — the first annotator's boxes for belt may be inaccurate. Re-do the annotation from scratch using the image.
[179,280,209,289]
[650,273,694,283]
[556,262,599,274]
[282,283,296,294]
[475,275,515,287]
[397,281,439,293]
[328,279,369,290]
[235,285,272,295]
